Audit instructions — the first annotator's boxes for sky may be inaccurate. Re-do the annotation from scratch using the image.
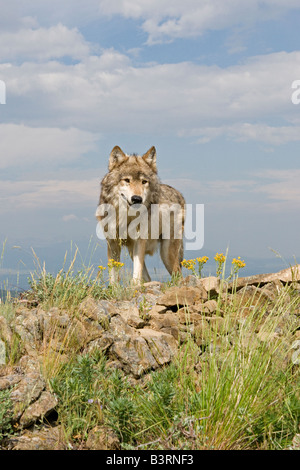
[1,0,300,288]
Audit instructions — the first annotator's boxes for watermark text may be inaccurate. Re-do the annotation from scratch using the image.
[96,202,204,251]
[0,80,6,104]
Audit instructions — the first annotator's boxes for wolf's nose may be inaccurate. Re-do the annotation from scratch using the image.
[131,195,143,204]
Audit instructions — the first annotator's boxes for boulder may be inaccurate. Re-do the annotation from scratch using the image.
[78,296,113,324]
[197,276,220,296]
[110,335,158,378]
[234,285,275,308]
[0,339,6,365]
[138,328,178,366]
[7,426,66,450]
[157,286,203,308]
[14,309,42,355]
[19,391,58,428]
[229,264,300,290]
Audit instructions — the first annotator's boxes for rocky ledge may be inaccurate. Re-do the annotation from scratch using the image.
[0,265,299,450]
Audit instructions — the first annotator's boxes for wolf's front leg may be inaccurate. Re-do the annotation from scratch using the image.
[107,239,121,284]
[132,239,146,284]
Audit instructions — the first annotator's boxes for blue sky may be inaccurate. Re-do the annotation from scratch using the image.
[1,0,300,287]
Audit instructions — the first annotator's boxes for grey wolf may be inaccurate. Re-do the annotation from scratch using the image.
[96,146,185,283]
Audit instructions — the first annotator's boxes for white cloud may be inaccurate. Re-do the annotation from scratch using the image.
[98,0,300,44]
[2,49,299,139]
[181,123,300,145]
[0,24,91,62]
[0,124,100,169]
[0,1,101,31]
[166,170,300,212]
[0,178,99,213]
[253,169,300,205]
[2,1,300,45]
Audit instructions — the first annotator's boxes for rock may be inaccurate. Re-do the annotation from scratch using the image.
[136,293,159,312]
[143,281,162,296]
[86,425,120,450]
[7,425,66,450]
[6,356,46,421]
[234,285,274,308]
[11,372,45,420]
[229,264,300,290]
[85,332,115,354]
[143,281,162,288]
[0,373,23,391]
[291,340,300,365]
[197,276,220,296]
[41,309,88,353]
[180,276,208,299]
[160,326,179,341]
[0,316,13,344]
[110,335,158,378]
[81,317,104,341]
[203,299,219,315]
[157,286,202,308]
[109,315,136,339]
[79,296,103,321]
[14,310,42,354]
[178,310,204,325]
[138,328,178,366]
[148,304,168,315]
[78,297,113,327]
[149,312,179,330]
[19,391,58,428]
[113,303,146,328]
[0,339,6,365]
[127,315,146,329]
[148,313,179,341]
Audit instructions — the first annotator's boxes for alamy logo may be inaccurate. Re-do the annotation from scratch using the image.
[96,201,204,251]
[0,80,6,104]
[291,80,300,105]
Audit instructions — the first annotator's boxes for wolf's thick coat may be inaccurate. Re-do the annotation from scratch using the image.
[96,146,185,283]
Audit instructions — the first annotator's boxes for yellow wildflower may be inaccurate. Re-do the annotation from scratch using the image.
[107,259,124,268]
[232,257,246,269]
[214,253,226,263]
[181,259,196,270]
[196,256,209,264]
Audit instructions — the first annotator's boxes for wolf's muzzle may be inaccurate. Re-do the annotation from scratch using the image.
[131,195,143,204]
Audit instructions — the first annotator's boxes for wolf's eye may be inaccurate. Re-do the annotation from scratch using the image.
[124,178,130,183]
[142,180,148,185]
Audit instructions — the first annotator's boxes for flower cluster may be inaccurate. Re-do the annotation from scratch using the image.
[214,253,226,264]
[214,252,226,276]
[97,265,106,271]
[181,259,196,270]
[181,252,245,279]
[181,256,209,278]
[107,259,124,269]
[232,256,246,269]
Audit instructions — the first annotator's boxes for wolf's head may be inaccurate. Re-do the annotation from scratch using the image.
[102,146,160,207]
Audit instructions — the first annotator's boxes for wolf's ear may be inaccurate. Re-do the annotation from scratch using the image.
[108,146,127,170]
[142,146,157,172]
